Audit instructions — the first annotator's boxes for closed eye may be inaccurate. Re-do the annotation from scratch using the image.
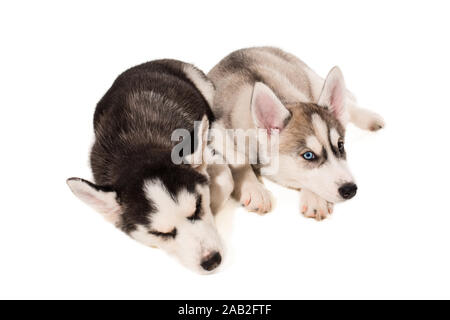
[149,228,177,239]
[187,196,202,221]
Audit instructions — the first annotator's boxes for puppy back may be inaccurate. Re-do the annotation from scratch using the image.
[90,59,214,186]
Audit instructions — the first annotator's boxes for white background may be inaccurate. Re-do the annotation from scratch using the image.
[1,0,449,299]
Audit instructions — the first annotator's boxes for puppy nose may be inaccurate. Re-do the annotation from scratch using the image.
[200,251,222,271]
[339,183,357,200]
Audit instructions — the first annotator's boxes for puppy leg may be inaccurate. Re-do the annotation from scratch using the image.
[231,164,272,214]
[300,189,334,221]
[207,163,234,215]
[347,100,385,131]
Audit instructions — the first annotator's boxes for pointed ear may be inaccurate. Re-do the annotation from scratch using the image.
[66,178,122,224]
[318,66,348,124]
[186,115,211,170]
[251,82,291,132]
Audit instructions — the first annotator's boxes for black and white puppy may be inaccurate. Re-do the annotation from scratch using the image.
[67,60,232,274]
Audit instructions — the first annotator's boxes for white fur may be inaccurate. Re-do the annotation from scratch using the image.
[270,154,353,203]
[311,113,329,145]
[183,64,215,107]
[230,84,255,130]
[208,47,382,215]
[267,114,355,203]
[144,180,195,231]
[207,162,234,214]
[300,189,333,221]
[330,128,340,146]
[66,179,122,225]
[306,135,322,155]
[239,178,272,213]
[184,115,210,169]
[69,175,226,274]
[347,101,386,130]
[129,179,224,274]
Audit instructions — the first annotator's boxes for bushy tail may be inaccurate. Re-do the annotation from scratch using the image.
[346,100,385,131]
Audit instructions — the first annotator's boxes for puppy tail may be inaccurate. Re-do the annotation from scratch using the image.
[346,99,385,132]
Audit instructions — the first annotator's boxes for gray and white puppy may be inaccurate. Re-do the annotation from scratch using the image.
[208,47,384,220]
[67,59,233,274]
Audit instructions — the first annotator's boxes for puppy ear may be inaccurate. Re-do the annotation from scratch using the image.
[66,178,122,224]
[318,66,348,124]
[251,82,291,132]
[186,115,211,170]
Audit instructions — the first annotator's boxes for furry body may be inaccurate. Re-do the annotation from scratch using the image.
[208,47,384,219]
[68,60,232,273]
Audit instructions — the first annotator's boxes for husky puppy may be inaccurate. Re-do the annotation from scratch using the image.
[67,60,233,274]
[208,47,385,220]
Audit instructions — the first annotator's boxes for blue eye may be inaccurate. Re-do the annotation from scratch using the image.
[302,151,316,160]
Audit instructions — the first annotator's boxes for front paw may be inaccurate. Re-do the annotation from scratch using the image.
[239,181,272,214]
[300,190,333,221]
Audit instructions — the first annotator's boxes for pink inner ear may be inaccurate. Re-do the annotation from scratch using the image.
[330,83,344,119]
[78,190,102,206]
[255,91,284,131]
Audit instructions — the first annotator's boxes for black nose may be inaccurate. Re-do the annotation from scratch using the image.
[200,251,222,271]
[338,183,357,200]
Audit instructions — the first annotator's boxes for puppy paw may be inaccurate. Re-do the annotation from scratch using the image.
[300,190,333,221]
[240,181,272,214]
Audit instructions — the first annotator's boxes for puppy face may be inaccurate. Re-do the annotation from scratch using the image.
[130,179,223,274]
[276,106,355,202]
[67,168,223,274]
[68,116,223,274]
[251,67,357,203]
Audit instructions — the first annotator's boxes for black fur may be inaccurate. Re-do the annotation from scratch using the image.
[89,59,212,233]
[187,196,203,221]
